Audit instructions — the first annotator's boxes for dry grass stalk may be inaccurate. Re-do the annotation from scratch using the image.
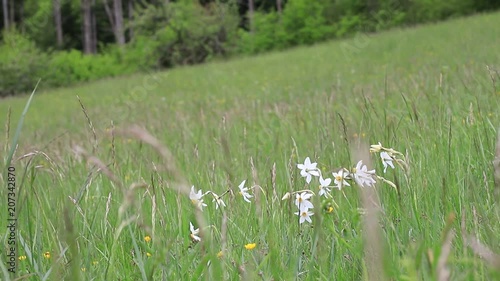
[4,107,11,159]
[73,145,120,185]
[77,95,98,154]
[110,120,116,168]
[104,192,112,236]
[353,144,386,281]
[493,130,500,200]
[461,211,500,268]
[250,157,262,224]
[115,125,207,244]
[271,162,278,204]
[437,213,456,281]
[115,125,190,194]
[17,150,63,179]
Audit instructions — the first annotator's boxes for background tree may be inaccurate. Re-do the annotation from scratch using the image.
[2,0,9,29]
[53,0,63,48]
[82,0,96,53]
[103,0,125,45]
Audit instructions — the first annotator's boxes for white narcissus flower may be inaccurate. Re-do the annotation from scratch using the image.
[318,176,332,197]
[281,192,291,200]
[370,142,383,153]
[294,205,314,224]
[189,186,208,211]
[189,222,201,242]
[332,169,350,190]
[294,192,314,210]
[238,180,253,203]
[297,157,320,184]
[380,151,395,173]
[211,193,226,210]
[353,160,376,188]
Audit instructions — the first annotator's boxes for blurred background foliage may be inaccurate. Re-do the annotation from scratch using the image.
[0,0,499,96]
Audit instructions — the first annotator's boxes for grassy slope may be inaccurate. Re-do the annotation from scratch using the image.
[1,12,500,280]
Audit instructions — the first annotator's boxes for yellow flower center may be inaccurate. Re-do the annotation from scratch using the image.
[301,211,308,217]
[335,175,342,181]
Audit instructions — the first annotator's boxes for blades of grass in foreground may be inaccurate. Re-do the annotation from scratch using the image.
[0,257,11,281]
[493,129,500,202]
[4,79,40,169]
[352,143,387,281]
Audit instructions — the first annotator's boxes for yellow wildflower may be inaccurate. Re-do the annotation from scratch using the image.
[244,243,256,250]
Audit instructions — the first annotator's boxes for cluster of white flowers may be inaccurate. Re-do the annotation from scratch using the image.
[188,180,254,242]
[284,142,405,224]
[369,142,407,173]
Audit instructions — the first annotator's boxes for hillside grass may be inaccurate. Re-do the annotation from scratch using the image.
[1,11,500,280]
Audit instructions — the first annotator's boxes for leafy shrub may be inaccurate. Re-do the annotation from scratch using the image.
[407,0,475,23]
[46,49,128,87]
[281,0,332,45]
[131,1,239,68]
[0,30,48,97]
[238,12,287,54]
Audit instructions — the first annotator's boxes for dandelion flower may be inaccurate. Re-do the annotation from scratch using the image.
[244,243,256,250]
[43,252,51,259]
[353,160,376,187]
[18,255,27,261]
[380,152,395,173]
[144,235,151,243]
[238,180,253,203]
[332,169,350,190]
[327,206,334,213]
[297,157,320,184]
[318,176,332,197]
[295,192,314,210]
[189,186,207,211]
[189,222,201,242]
[294,206,314,224]
[217,251,224,258]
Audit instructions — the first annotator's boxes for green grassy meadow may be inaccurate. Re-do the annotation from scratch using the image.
[1,12,500,280]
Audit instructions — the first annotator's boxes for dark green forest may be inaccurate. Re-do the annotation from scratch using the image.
[1,0,499,96]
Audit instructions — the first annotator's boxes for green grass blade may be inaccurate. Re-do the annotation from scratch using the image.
[4,79,40,169]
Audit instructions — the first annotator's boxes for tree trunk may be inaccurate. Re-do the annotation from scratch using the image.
[8,0,13,24]
[103,0,125,45]
[53,0,63,48]
[113,0,125,45]
[82,0,95,54]
[91,0,97,53]
[276,0,282,14]
[127,0,133,40]
[2,0,9,29]
[19,0,23,31]
[248,0,254,32]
